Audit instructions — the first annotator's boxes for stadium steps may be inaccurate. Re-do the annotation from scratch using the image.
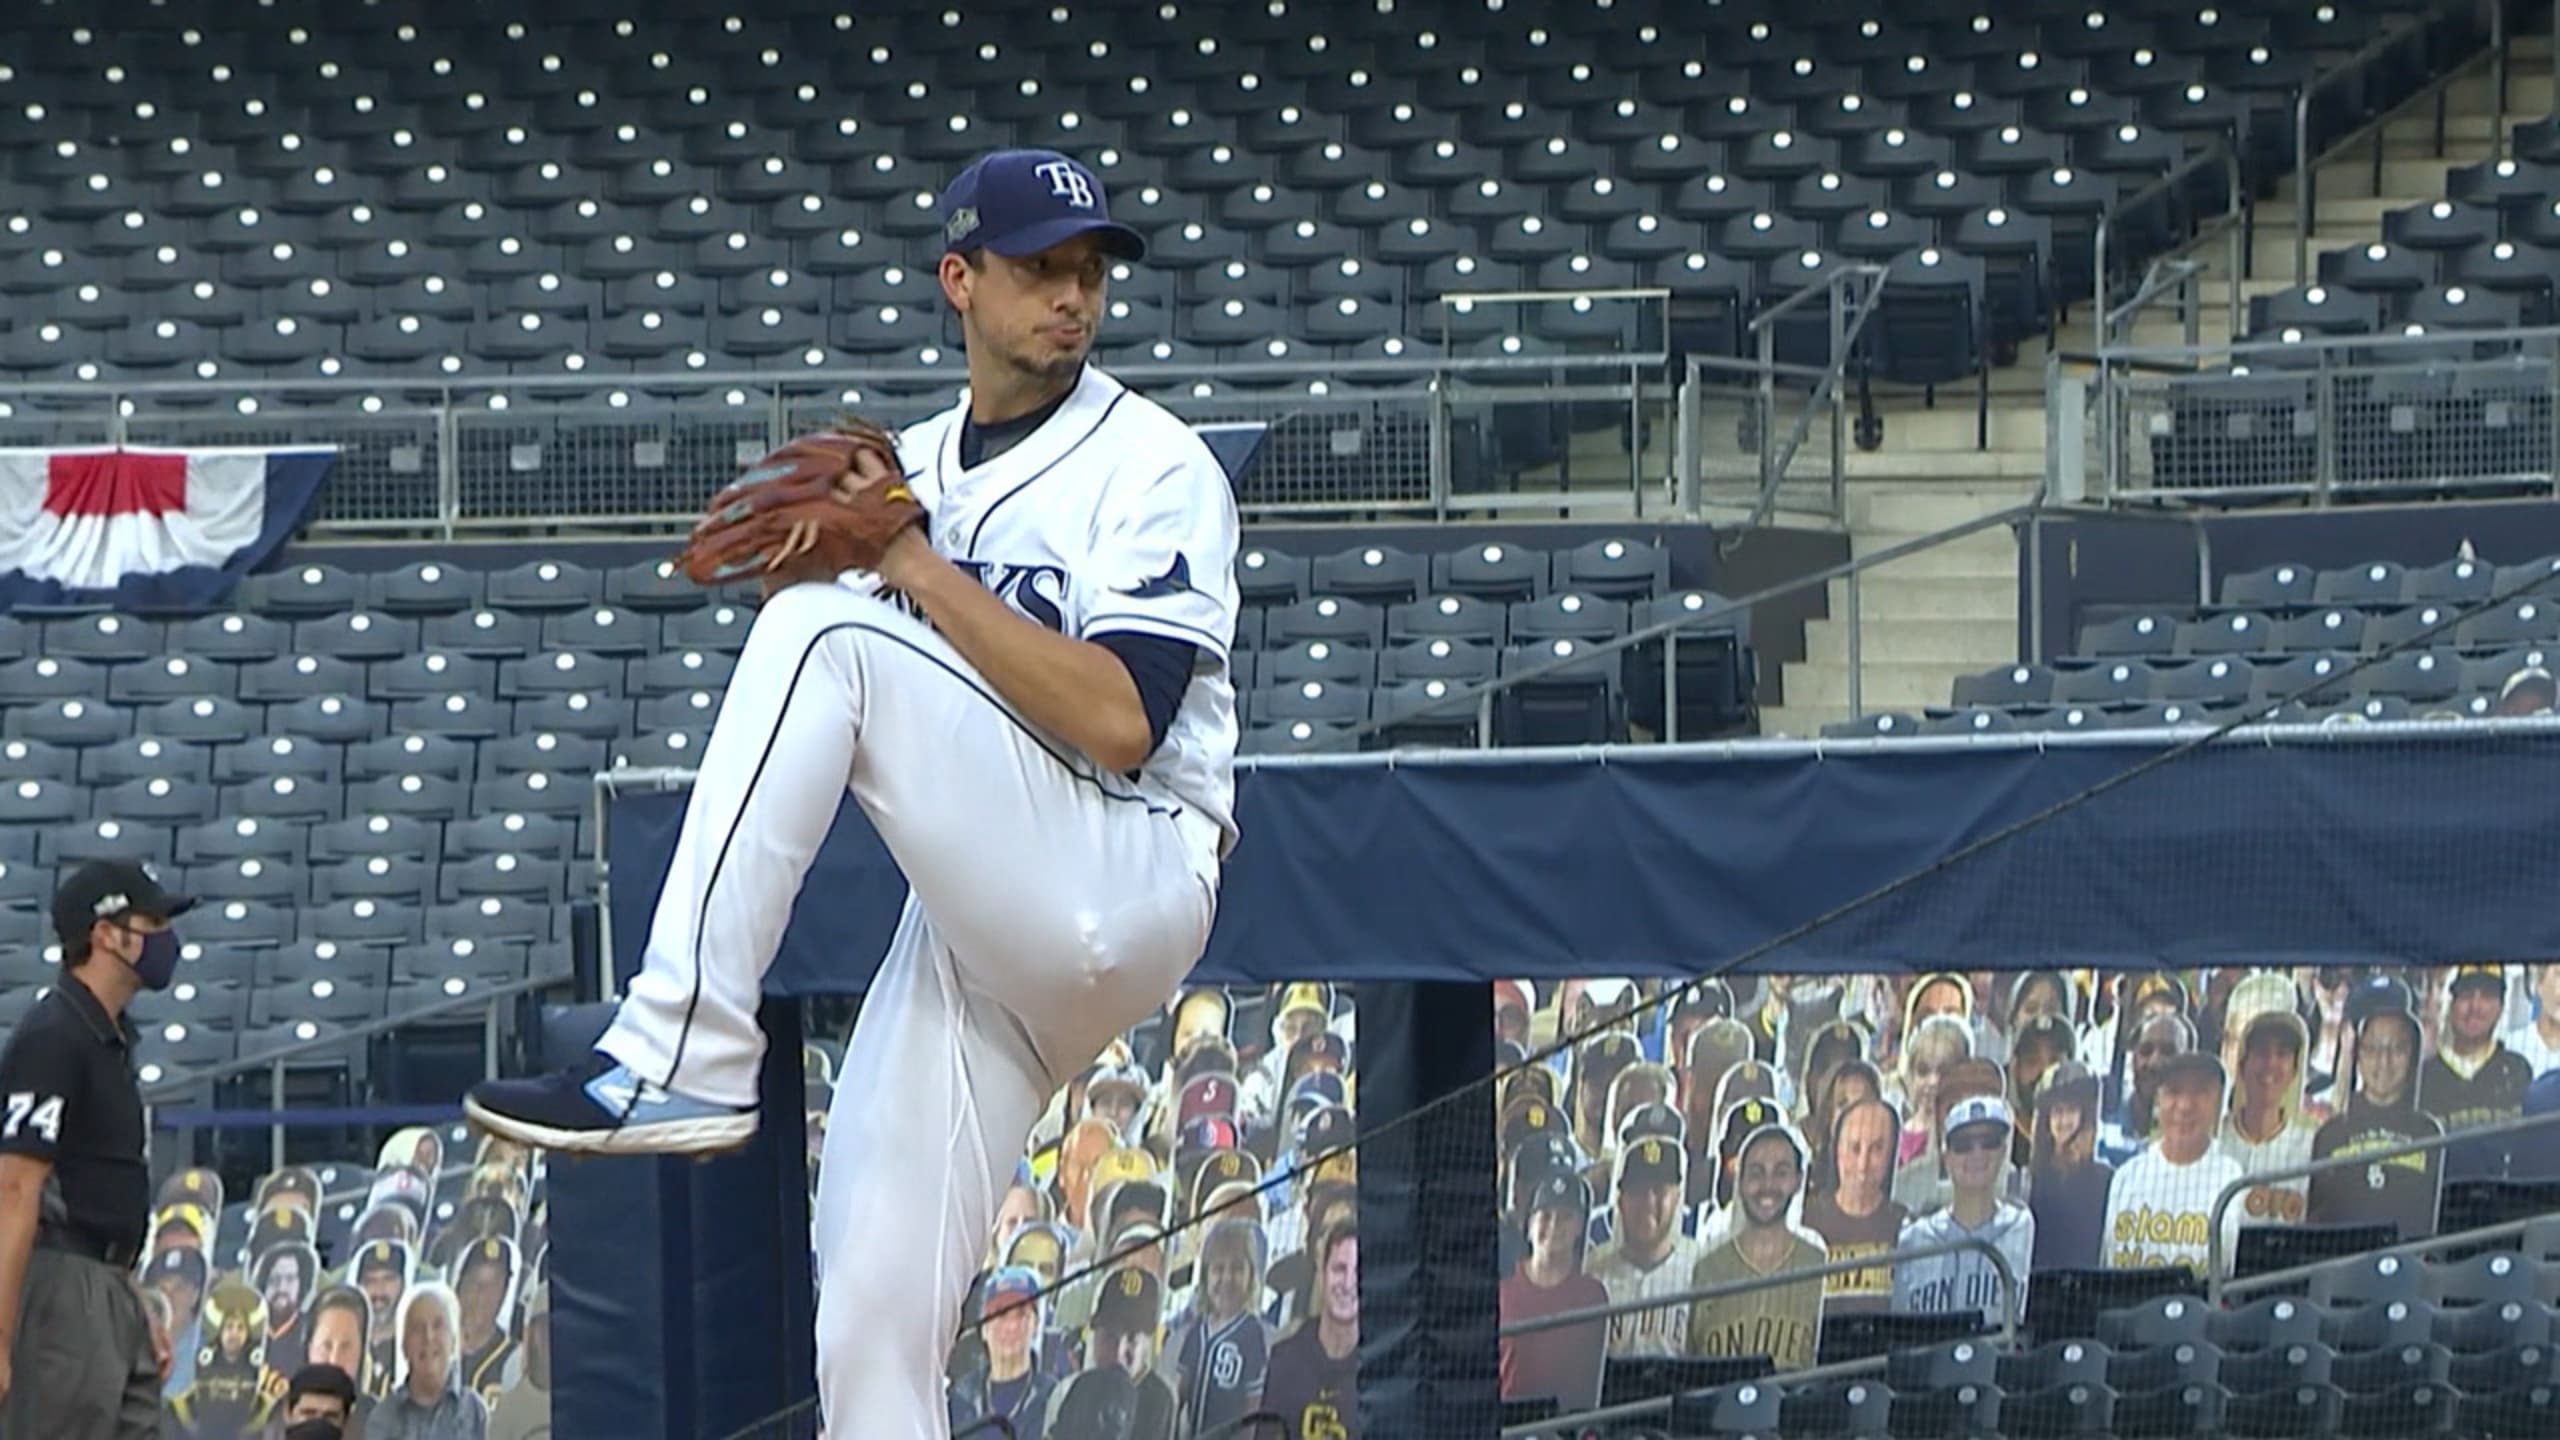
[1760,45,2559,737]
[1759,481,2034,737]
[1502,46,2556,526]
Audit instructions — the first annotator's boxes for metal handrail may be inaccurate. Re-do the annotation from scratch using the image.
[2292,0,2506,282]
[2105,258,2205,339]
[139,967,574,1102]
[1494,1235,2021,1439]
[2202,1104,2560,1297]
[2093,319,2560,365]
[1330,495,2044,750]
[1747,265,1888,535]
[2093,141,2246,355]
[1749,265,1890,333]
[1439,286,1676,308]
[0,349,1664,403]
[2221,1211,2559,1305]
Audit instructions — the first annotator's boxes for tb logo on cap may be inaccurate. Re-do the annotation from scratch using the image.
[1034,159,1097,209]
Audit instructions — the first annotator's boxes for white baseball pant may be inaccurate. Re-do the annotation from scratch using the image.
[595,580,1222,1439]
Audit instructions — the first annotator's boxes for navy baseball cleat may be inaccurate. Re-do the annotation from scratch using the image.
[464,1052,758,1156]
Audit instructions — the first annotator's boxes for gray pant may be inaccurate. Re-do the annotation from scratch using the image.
[0,1246,159,1440]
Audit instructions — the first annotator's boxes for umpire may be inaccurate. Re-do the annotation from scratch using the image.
[0,858,193,1438]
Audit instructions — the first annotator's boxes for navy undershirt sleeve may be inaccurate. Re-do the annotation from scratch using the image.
[1092,631,1200,760]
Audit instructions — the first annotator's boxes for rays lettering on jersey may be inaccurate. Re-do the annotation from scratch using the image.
[948,560,1072,633]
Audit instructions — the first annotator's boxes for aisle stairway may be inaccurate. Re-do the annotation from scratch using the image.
[1757,36,2558,737]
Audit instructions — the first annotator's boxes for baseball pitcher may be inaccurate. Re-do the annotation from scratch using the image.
[466,148,1239,1439]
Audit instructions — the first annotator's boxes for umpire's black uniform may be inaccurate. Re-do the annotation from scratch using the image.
[0,859,188,1439]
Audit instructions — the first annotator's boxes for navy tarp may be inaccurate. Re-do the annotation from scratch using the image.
[576,723,2560,1440]
[604,723,2560,990]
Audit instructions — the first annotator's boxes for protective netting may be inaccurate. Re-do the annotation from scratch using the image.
[736,571,2560,1440]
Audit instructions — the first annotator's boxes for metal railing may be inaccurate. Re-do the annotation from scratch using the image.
[2292,0,2511,284]
[1676,265,1889,530]
[2203,1104,2560,1300]
[2059,323,2560,504]
[141,968,574,1170]
[0,346,1674,532]
[1331,494,2043,749]
[1496,1235,2023,1439]
[2094,142,2247,358]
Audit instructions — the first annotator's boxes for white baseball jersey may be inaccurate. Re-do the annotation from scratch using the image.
[2216,1117,2313,1227]
[1585,1233,1709,1358]
[1894,1202,2035,1324]
[2100,1146,2245,1276]
[596,362,1239,1439]
[895,365,1242,857]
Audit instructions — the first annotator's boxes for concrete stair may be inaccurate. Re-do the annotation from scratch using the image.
[1759,483,2032,738]
[1752,40,2556,738]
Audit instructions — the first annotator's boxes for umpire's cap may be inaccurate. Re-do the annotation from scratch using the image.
[52,858,193,946]
[941,150,1145,261]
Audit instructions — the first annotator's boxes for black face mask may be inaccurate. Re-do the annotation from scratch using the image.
[284,1421,343,1440]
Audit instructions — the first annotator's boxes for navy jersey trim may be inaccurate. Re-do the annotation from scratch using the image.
[964,389,1129,554]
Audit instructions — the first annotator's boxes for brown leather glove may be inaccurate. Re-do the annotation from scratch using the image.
[675,419,924,588]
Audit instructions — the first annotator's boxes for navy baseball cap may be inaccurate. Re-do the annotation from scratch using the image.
[940,149,1146,261]
[52,858,193,946]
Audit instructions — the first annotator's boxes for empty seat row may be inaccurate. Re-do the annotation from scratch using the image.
[1959,649,2553,709]
[0,893,562,952]
[1,691,676,748]
[2219,555,2560,610]
[1,606,753,664]
[3,728,681,793]
[0,936,558,993]
[2080,601,2560,659]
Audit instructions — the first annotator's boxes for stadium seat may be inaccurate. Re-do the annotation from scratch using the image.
[44,819,175,868]
[8,699,133,749]
[0,740,79,785]
[1265,596,1385,648]
[2222,563,2321,611]
[245,564,365,617]
[176,817,310,867]
[1310,544,1430,606]
[2052,660,2158,707]
[513,692,630,740]
[445,812,577,861]
[2328,1299,2438,1352]
[312,855,440,905]
[295,612,421,663]
[2220,1342,2332,1392]
[2210,1296,2326,1353]
[2080,613,2181,658]
[369,561,484,615]
[425,608,545,658]
[1434,542,1550,604]
[663,604,757,654]
[308,814,443,866]
[344,734,478,786]
[482,731,611,781]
